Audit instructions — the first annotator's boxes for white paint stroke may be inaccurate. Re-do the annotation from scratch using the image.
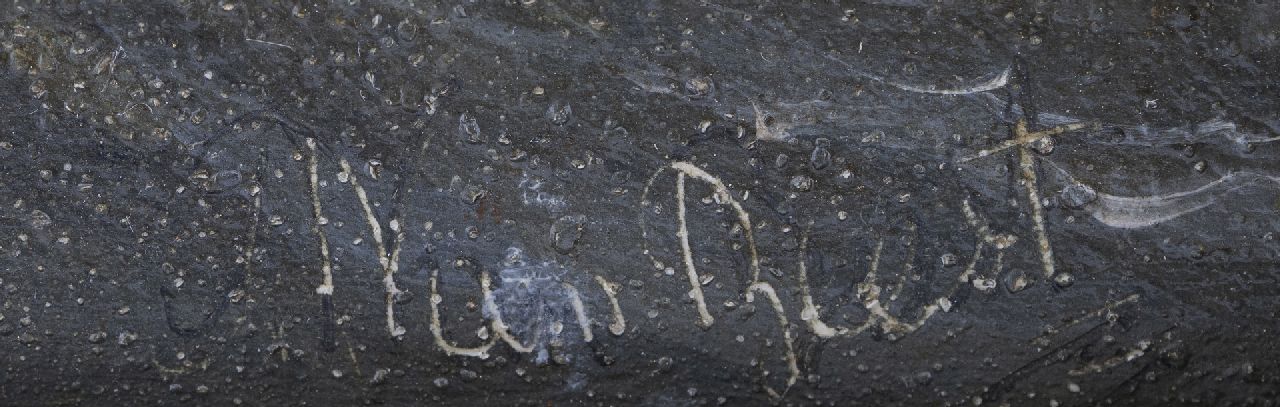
[674,172,715,328]
[594,275,627,336]
[958,122,1093,163]
[959,200,988,283]
[1034,294,1141,344]
[429,268,496,358]
[479,271,537,353]
[823,53,1010,95]
[1090,172,1280,228]
[1018,139,1056,279]
[1090,118,1280,146]
[1044,161,1280,229]
[562,283,594,343]
[958,199,1018,285]
[884,67,1011,95]
[979,94,1280,146]
[794,227,842,338]
[751,100,811,142]
[341,158,406,338]
[744,281,800,401]
[668,161,762,282]
[306,138,335,296]
[857,235,942,335]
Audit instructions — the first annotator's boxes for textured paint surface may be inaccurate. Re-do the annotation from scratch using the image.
[0,1,1278,406]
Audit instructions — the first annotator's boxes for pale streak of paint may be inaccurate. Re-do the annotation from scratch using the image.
[594,275,627,336]
[342,332,363,377]
[1102,118,1280,146]
[744,282,800,401]
[858,235,941,335]
[1089,173,1280,228]
[1033,294,1141,344]
[1043,161,1280,229]
[306,138,335,296]
[822,53,1010,96]
[340,159,407,338]
[794,227,842,338]
[851,240,889,332]
[622,71,676,94]
[639,160,759,281]
[885,67,1011,95]
[562,283,594,343]
[958,199,1017,283]
[957,246,982,280]
[977,96,1280,146]
[428,268,496,358]
[479,271,537,353]
[958,122,1093,163]
[1068,339,1153,376]
[643,161,796,398]
[1016,122,1056,279]
[674,172,715,328]
[961,119,1079,279]
[668,161,762,282]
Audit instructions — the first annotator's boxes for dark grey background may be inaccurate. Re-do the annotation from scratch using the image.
[1,1,1277,405]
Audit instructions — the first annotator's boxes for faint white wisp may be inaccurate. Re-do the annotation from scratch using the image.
[1041,159,1280,229]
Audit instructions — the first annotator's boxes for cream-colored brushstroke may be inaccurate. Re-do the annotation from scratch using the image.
[669,161,762,282]
[594,275,627,336]
[752,100,807,142]
[639,161,761,280]
[562,283,594,343]
[962,119,1097,279]
[959,199,1018,283]
[973,98,1280,146]
[306,138,335,296]
[744,282,800,401]
[850,224,989,336]
[959,122,1093,162]
[886,67,1011,95]
[674,172,715,328]
[1014,122,1056,279]
[958,240,985,283]
[340,159,407,338]
[479,271,537,353]
[794,227,842,338]
[642,161,764,329]
[856,238,941,335]
[428,268,495,358]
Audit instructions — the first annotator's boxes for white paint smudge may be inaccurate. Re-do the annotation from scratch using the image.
[1088,173,1280,228]
[481,270,538,354]
[883,67,1011,95]
[1044,161,1280,229]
